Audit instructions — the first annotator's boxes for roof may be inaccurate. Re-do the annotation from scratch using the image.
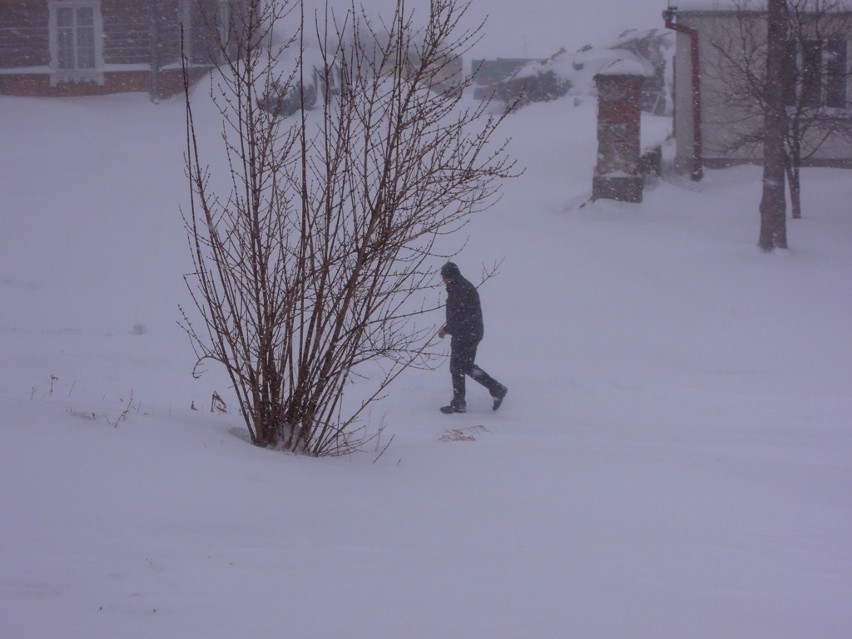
[671,0,852,13]
[671,0,741,9]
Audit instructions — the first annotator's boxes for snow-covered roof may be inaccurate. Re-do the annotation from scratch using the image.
[517,28,670,92]
[671,0,852,13]
[595,58,649,77]
[669,0,747,10]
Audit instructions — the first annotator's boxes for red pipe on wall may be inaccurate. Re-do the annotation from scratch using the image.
[664,7,704,181]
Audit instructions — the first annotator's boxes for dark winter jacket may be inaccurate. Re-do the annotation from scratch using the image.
[443,264,484,344]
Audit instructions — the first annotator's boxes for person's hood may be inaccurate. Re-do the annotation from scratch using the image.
[440,262,461,279]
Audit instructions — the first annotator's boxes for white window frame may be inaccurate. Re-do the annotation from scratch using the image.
[48,0,105,86]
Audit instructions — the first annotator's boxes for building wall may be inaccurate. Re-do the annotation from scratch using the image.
[670,29,695,173]
[671,10,852,170]
[0,0,227,98]
[0,0,49,68]
[101,1,156,66]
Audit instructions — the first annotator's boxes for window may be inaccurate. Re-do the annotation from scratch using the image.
[49,0,104,85]
[825,39,848,108]
[785,38,849,109]
[217,0,230,46]
[216,0,233,63]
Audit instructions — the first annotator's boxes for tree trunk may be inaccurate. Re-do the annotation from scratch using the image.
[785,155,802,220]
[759,0,788,251]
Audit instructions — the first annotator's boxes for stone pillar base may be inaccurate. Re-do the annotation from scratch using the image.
[592,175,644,203]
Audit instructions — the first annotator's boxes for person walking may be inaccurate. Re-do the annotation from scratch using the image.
[437,262,507,414]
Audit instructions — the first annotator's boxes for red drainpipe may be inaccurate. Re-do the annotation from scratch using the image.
[664,7,703,181]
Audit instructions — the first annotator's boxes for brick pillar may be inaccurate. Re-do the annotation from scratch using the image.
[592,73,645,203]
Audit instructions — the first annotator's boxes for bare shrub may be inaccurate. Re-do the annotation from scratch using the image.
[180,0,516,455]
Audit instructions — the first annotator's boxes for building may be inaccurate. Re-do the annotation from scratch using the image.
[0,0,243,100]
[665,0,852,177]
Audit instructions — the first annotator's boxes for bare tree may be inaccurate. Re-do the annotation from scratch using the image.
[179,0,517,455]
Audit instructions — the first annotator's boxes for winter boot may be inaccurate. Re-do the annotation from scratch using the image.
[440,399,466,414]
[491,384,508,411]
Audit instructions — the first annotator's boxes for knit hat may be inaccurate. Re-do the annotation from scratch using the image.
[440,262,460,278]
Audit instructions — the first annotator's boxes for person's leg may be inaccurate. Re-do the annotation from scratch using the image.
[470,364,508,409]
[469,365,500,394]
[449,339,477,409]
[446,340,508,412]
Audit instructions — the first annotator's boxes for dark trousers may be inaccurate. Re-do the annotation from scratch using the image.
[450,338,502,404]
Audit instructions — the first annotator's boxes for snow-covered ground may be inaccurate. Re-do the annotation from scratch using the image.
[3,36,852,639]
